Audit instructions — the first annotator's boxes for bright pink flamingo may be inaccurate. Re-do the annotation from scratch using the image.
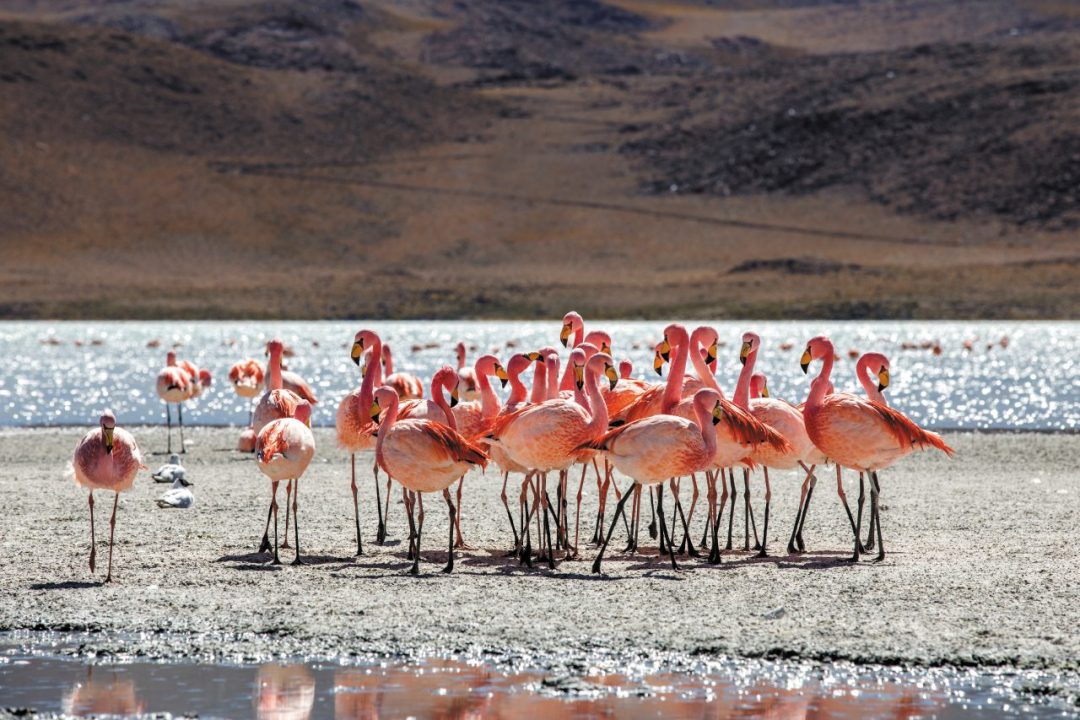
[481,353,534,551]
[369,387,489,574]
[487,351,616,567]
[801,335,954,561]
[155,351,192,453]
[455,341,481,401]
[382,344,424,399]
[853,351,891,550]
[253,339,303,435]
[336,330,383,552]
[71,410,145,582]
[585,388,724,573]
[256,401,316,564]
[734,331,825,557]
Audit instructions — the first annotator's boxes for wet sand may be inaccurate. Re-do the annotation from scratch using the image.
[0,428,1076,671]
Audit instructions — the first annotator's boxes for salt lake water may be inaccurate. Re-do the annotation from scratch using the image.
[0,320,1076,431]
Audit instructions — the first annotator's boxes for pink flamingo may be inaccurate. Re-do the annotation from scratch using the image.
[253,339,303,435]
[585,388,724,573]
[336,331,382,552]
[801,336,954,561]
[256,400,315,564]
[853,351,891,550]
[382,344,424,399]
[229,358,265,427]
[155,351,192,453]
[369,387,488,574]
[487,351,616,567]
[481,353,535,552]
[71,410,145,582]
[734,331,825,557]
[455,341,481,401]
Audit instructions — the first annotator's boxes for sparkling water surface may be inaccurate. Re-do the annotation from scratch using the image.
[0,321,1075,431]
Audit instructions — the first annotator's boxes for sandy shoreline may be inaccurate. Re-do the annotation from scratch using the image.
[0,428,1077,672]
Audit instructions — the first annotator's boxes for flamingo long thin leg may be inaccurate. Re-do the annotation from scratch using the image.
[742,469,760,551]
[271,481,281,565]
[797,472,817,552]
[870,471,885,562]
[259,496,273,553]
[383,474,393,542]
[178,403,185,454]
[165,404,172,454]
[672,478,698,558]
[789,465,812,554]
[411,493,425,575]
[592,481,637,574]
[291,478,303,565]
[104,492,119,583]
[453,476,470,550]
[443,488,457,573]
[88,491,96,573]
[281,479,293,549]
[404,490,418,562]
[856,472,867,551]
[374,461,385,545]
[647,485,658,542]
[835,466,860,562]
[573,463,587,557]
[708,473,722,564]
[756,468,772,558]
[499,472,519,554]
[656,483,679,571]
[350,454,363,556]
[726,469,737,550]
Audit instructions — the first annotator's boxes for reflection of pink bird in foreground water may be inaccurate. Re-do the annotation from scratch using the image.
[255,665,315,720]
[801,335,954,561]
[70,410,145,583]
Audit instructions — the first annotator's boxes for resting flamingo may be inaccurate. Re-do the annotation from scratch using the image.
[455,342,481,401]
[487,351,617,567]
[369,387,488,575]
[229,358,265,426]
[256,401,316,565]
[155,351,192,453]
[382,344,424,399]
[70,410,145,583]
[801,336,954,561]
[586,388,724,573]
[733,331,825,557]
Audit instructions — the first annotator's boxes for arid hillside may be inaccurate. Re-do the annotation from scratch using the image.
[1,0,1077,318]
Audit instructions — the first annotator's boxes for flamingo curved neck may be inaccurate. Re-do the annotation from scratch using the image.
[430,375,456,430]
[694,401,718,459]
[268,351,283,391]
[477,366,501,418]
[358,338,383,413]
[687,331,721,394]
[530,361,547,404]
[546,356,561,401]
[582,365,609,436]
[856,355,885,404]
[507,370,528,408]
[807,343,835,408]
[662,333,691,414]
[383,350,394,375]
[733,349,756,409]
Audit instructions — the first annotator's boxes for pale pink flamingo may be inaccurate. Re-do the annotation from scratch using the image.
[801,335,954,561]
[455,341,481,401]
[229,358,265,427]
[486,351,616,567]
[253,339,303,435]
[585,388,724,573]
[256,400,316,564]
[369,387,488,574]
[482,353,535,551]
[733,331,825,557]
[70,410,145,582]
[155,351,192,453]
[852,351,891,550]
[382,344,424,399]
[336,330,382,552]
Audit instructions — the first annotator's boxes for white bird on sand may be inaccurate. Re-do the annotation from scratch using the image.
[151,454,186,484]
[157,477,195,509]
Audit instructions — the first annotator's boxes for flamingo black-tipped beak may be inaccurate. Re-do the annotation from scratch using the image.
[103,427,114,454]
[351,341,363,366]
[878,367,890,392]
[450,388,460,408]
[605,365,619,391]
[369,400,381,425]
[761,384,770,399]
[496,366,509,388]
[740,341,752,366]
[706,341,718,365]
[560,324,572,348]
[653,352,664,376]
[800,348,812,374]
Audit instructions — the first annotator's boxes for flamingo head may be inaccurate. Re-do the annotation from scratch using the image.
[369,387,399,426]
[653,340,667,376]
[570,348,588,389]
[433,366,459,407]
[862,352,891,392]
[657,323,689,366]
[801,335,834,373]
[740,332,761,366]
[198,369,212,388]
[294,400,312,427]
[506,353,533,381]
[100,410,116,454]
[693,388,724,425]
[381,344,392,366]
[455,341,467,367]
[560,311,583,347]
[476,354,508,388]
[750,373,769,399]
[618,359,632,379]
[266,338,284,359]
[351,330,379,367]
[692,326,720,366]
[166,351,177,366]
[578,352,617,391]
[583,330,612,355]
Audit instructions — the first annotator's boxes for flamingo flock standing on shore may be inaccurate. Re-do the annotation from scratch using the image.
[74,311,954,581]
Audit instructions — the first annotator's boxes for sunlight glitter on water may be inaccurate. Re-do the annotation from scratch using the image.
[0,320,1076,431]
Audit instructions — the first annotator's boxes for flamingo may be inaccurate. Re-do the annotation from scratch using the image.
[486,351,617,566]
[228,358,265,426]
[455,341,481,401]
[155,351,192,454]
[853,351,891,550]
[336,331,383,553]
[70,410,145,582]
[256,400,316,565]
[382,343,424,399]
[586,388,724,573]
[801,335,954,561]
[253,339,303,435]
[369,387,488,575]
[482,353,534,552]
[733,331,825,557]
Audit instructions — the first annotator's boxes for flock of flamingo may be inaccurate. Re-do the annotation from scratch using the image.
[70,312,954,582]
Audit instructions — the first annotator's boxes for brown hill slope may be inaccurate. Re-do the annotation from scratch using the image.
[0,0,1077,319]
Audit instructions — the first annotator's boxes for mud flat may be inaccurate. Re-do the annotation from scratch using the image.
[0,428,1077,673]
